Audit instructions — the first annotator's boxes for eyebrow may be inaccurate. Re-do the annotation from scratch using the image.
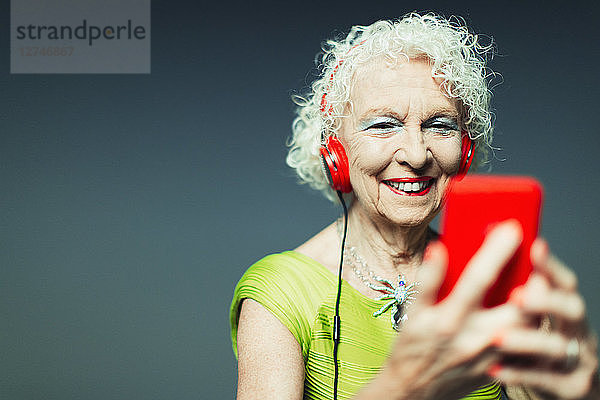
[356,107,401,122]
[357,106,460,122]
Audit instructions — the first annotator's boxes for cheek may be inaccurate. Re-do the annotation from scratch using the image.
[347,139,393,177]
[434,139,463,174]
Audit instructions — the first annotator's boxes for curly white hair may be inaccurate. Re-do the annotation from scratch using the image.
[286,12,497,202]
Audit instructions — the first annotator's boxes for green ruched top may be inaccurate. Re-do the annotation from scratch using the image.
[230,251,502,399]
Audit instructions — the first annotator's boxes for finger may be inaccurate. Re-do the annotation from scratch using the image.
[432,303,520,368]
[521,285,586,326]
[466,303,524,346]
[531,239,578,292]
[493,328,571,361]
[508,274,552,329]
[513,272,587,334]
[489,364,594,400]
[511,272,550,309]
[451,220,523,308]
[413,241,447,309]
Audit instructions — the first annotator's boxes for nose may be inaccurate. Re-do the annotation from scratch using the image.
[393,128,430,170]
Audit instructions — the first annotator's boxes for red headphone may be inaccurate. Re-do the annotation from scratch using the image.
[319,133,475,193]
[456,134,475,180]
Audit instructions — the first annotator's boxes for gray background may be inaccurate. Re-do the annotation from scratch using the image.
[2,0,599,399]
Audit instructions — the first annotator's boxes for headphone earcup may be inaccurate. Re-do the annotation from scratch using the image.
[457,134,474,180]
[319,136,352,193]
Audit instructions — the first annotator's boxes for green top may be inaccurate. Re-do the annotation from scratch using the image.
[230,251,501,400]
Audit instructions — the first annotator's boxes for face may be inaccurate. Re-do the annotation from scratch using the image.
[339,57,462,227]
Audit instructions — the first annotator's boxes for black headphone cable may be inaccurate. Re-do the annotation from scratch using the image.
[333,190,348,400]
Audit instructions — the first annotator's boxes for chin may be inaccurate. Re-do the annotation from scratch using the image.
[381,207,439,228]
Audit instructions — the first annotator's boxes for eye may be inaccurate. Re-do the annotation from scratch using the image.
[430,123,455,131]
[358,116,402,133]
[424,117,459,135]
[369,122,398,130]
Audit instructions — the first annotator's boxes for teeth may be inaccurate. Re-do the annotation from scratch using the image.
[386,180,430,192]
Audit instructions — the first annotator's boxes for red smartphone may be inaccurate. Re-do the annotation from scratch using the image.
[436,175,544,307]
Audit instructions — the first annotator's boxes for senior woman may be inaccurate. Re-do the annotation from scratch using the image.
[230,13,599,400]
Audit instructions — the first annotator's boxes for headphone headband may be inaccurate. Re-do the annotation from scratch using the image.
[320,40,367,117]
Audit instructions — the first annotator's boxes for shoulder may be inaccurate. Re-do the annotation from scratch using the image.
[234,251,334,296]
[230,251,335,359]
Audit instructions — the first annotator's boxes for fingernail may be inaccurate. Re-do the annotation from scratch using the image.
[487,363,502,378]
[508,286,525,307]
[490,330,504,347]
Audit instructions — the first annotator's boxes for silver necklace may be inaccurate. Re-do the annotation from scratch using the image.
[344,244,419,331]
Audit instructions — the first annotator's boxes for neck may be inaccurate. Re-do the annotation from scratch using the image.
[343,200,435,282]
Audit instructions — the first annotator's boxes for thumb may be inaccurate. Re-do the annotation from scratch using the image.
[413,241,448,310]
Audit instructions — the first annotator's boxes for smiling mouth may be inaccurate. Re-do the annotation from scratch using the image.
[383,178,433,196]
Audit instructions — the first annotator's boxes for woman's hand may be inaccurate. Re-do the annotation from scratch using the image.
[489,239,600,399]
[361,220,527,400]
